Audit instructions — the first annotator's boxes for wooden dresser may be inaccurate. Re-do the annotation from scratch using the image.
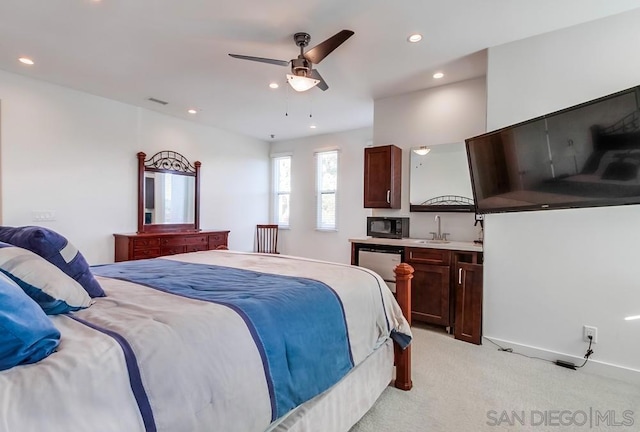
[114,230,229,262]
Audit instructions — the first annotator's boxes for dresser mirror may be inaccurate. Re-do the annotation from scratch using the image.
[409,142,475,212]
[137,151,201,233]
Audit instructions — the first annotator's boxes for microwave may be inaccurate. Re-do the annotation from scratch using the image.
[367,217,410,239]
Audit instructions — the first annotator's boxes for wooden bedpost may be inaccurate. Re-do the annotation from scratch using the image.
[393,263,413,391]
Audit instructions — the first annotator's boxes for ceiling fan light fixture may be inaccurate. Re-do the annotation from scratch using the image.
[286,74,320,92]
[413,146,431,156]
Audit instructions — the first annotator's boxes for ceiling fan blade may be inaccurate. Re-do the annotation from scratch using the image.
[304,30,354,64]
[228,54,289,67]
[310,69,328,91]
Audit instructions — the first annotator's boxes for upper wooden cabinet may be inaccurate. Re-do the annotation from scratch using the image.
[364,145,402,208]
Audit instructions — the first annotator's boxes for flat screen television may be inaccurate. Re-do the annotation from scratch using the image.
[465,84,640,214]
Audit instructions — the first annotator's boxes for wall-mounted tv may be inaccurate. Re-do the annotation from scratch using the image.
[466,85,640,214]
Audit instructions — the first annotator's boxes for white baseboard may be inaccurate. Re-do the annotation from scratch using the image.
[483,336,640,385]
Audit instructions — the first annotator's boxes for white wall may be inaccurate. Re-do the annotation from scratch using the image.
[0,69,269,264]
[485,9,640,375]
[266,79,487,263]
[269,128,372,264]
[373,77,487,241]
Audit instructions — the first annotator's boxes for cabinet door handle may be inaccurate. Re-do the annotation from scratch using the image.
[386,190,391,203]
[458,268,463,284]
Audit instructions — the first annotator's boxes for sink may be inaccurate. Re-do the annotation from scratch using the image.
[412,239,450,244]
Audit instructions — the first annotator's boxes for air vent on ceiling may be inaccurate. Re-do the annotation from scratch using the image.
[147,97,168,105]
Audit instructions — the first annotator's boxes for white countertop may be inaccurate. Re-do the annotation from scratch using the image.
[349,237,483,252]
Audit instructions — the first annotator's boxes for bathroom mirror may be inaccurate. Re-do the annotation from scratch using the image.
[409,142,475,212]
[137,151,201,233]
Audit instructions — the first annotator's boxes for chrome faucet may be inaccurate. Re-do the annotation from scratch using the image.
[430,214,449,241]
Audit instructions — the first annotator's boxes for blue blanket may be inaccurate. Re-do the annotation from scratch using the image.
[92,259,354,421]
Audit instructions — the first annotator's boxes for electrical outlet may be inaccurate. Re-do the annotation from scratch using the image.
[583,325,598,343]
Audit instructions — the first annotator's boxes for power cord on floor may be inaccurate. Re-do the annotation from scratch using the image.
[484,335,595,370]
[575,335,594,369]
[483,337,554,364]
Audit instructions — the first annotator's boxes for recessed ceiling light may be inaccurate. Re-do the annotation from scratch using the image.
[625,315,640,321]
[433,72,444,79]
[269,82,279,89]
[407,34,422,43]
[187,109,197,114]
[18,57,34,65]
[310,125,317,129]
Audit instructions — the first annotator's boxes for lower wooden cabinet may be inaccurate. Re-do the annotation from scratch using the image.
[351,243,484,345]
[409,262,451,326]
[454,262,484,345]
[114,230,229,262]
[406,247,483,343]
[406,247,452,327]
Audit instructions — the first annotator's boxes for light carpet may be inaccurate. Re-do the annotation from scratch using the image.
[350,324,639,432]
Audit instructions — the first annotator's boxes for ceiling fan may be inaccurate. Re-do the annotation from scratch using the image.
[228,30,354,92]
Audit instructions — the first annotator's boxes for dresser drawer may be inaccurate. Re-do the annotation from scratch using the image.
[186,244,208,253]
[406,247,451,265]
[184,235,208,246]
[159,237,186,247]
[132,248,161,260]
[161,245,187,256]
[160,235,208,247]
[208,233,227,246]
[132,238,161,249]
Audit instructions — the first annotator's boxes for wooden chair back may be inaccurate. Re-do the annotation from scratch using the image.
[256,224,279,254]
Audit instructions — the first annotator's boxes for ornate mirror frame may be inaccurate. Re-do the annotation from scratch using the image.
[137,151,201,233]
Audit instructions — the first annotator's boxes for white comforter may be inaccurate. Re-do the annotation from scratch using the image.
[0,251,410,432]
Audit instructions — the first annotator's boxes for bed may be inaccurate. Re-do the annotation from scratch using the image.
[0,247,413,432]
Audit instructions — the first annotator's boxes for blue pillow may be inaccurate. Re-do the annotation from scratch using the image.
[0,272,60,371]
[0,226,104,297]
[0,242,92,314]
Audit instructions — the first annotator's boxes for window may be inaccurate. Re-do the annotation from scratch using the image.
[315,150,338,230]
[272,155,291,228]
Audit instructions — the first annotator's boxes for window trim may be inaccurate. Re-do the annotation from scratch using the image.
[271,153,292,229]
[314,149,339,231]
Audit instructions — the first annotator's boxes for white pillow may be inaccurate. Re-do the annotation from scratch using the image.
[0,242,92,314]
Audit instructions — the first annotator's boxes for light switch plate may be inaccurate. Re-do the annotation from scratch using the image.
[32,211,56,222]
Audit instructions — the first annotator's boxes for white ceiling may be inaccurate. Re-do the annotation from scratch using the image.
[1,0,640,142]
